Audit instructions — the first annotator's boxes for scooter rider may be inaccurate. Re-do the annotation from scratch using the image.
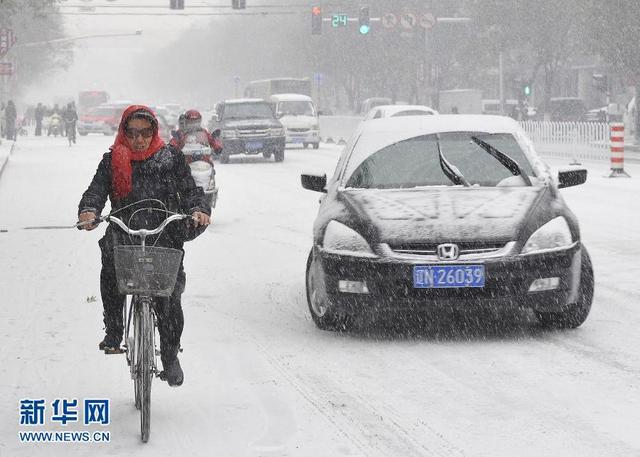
[170,110,222,157]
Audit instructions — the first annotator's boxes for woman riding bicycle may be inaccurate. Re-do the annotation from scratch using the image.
[77,105,211,387]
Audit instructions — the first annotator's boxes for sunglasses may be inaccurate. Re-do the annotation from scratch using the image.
[124,127,154,139]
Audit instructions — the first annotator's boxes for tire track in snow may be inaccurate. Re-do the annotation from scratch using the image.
[246,336,466,457]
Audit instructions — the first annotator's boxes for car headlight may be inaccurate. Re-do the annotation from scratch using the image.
[323,220,376,257]
[270,128,284,137]
[222,129,237,139]
[522,216,573,254]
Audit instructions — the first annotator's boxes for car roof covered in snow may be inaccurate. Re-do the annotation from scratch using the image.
[269,93,313,102]
[365,104,439,119]
[223,98,268,104]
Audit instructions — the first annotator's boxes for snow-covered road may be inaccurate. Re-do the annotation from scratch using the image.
[1,135,639,457]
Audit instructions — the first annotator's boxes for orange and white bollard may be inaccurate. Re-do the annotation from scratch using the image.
[609,122,631,177]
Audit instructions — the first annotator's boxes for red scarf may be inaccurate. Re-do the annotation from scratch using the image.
[111,105,165,199]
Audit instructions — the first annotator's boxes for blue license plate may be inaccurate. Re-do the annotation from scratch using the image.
[246,141,263,150]
[413,265,485,288]
[292,138,304,143]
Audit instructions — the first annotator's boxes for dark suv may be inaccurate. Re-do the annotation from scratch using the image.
[210,99,286,163]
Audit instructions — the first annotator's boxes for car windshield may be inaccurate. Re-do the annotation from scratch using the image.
[277,101,315,116]
[344,132,536,189]
[224,102,274,119]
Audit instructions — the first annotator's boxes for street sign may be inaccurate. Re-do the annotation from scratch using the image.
[382,13,397,29]
[419,13,436,30]
[400,12,417,30]
[0,28,17,57]
[0,62,13,76]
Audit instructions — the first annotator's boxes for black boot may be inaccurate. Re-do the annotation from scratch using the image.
[98,333,122,353]
[99,306,123,353]
[160,345,183,387]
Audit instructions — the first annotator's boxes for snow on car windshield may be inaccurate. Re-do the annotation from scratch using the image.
[345,132,536,189]
[224,103,274,119]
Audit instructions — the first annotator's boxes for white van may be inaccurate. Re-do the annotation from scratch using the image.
[269,94,320,149]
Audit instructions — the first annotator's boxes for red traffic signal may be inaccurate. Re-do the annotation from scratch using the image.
[311,6,322,35]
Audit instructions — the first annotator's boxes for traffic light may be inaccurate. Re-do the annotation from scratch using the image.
[358,6,370,34]
[169,0,184,9]
[311,6,322,35]
[232,0,246,9]
[522,81,532,97]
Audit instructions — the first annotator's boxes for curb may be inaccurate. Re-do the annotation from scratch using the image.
[0,140,16,181]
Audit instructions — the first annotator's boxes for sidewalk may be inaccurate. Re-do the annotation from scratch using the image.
[0,139,15,179]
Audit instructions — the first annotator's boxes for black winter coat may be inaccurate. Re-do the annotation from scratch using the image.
[78,145,211,249]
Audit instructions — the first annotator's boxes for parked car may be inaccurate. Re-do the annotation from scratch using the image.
[209,98,286,163]
[363,104,438,121]
[301,115,593,331]
[583,106,607,123]
[358,97,392,116]
[549,97,587,122]
[269,93,320,149]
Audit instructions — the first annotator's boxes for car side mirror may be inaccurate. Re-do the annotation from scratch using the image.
[212,128,221,138]
[558,168,587,188]
[301,173,327,193]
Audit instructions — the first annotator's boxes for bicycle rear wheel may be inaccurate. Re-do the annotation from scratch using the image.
[138,299,153,442]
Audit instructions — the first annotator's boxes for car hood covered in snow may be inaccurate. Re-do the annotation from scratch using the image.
[339,186,543,245]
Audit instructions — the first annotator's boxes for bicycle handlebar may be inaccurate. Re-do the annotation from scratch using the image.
[106,213,190,238]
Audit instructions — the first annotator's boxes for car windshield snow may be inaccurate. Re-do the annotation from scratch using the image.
[224,102,274,120]
[345,132,536,189]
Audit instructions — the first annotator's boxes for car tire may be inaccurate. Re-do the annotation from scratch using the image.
[262,151,272,159]
[535,245,594,329]
[274,149,285,162]
[220,152,230,164]
[313,143,320,150]
[303,143,309,149]
[305,249,353,331]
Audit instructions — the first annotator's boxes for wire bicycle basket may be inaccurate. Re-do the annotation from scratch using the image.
[114,245,184,297]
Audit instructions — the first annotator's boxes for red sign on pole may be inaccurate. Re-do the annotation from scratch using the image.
[0,28,17,57]
[0,62,13,75]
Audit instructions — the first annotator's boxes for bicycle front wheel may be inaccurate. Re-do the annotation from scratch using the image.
[131,298,141,410]
[138,299,153,442]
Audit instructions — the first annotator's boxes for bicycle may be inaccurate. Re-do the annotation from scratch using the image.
[88,207,190,442]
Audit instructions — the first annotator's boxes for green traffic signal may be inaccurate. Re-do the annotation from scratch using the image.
[524,85,531,96]
[359,24,371,34]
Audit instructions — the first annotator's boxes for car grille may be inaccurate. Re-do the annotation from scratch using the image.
[391,242,507,256]
[288,127,309,133]
[238,128,269,137]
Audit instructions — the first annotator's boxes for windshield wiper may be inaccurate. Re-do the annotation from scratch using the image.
[437,138,471,187]
[470,136,532,186]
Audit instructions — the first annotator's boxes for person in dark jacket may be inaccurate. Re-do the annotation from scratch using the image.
[78,105,211,387]
[62,102,78,143]
[35,103,45,136]
[4,100,17,140]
